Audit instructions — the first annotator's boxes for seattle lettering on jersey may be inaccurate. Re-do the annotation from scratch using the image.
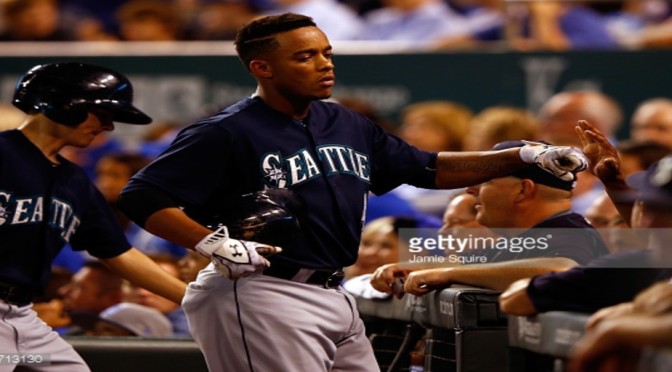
[0,191,80,242]
[261,145,370,188]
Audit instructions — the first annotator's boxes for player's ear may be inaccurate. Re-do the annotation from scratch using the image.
[516,179,537,203]
[250,59,272,78]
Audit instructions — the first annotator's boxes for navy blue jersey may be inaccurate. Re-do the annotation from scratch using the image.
[0,130,130,293]
[124,97,436,269]
[491,211,610,265]
[527,250,671,313]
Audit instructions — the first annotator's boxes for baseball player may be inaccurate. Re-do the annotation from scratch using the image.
[117,13,588,372]
[0,62,186,372]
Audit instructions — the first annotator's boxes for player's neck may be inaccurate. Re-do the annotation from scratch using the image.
[19,121,65,164]
[254,88,310,120]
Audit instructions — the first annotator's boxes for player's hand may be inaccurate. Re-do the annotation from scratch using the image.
[575,120,623,185]
[195,226,281,280]
[519,140,588,182]
[585,302,635,331]
[404,269,451,296]
[370,263,414,298]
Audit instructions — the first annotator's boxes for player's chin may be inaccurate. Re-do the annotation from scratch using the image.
[312,87,333,100]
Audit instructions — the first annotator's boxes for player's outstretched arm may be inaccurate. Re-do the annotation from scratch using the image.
[404,257,577,295]
[434,143,587,189]
[102,247,187,304]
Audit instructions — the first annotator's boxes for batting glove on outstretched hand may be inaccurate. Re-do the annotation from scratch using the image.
[195,226,281,280]
[519,140,588,181]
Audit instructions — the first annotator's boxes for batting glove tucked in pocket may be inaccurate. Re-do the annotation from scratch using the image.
[195,226,281,280]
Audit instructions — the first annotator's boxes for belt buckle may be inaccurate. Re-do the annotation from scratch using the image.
[324,270,344,289]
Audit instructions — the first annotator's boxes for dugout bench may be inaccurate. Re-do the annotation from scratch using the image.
[65,337,208,372]
[353,285,509,372]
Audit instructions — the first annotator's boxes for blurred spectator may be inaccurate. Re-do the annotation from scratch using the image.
[59,0,127,35]
[185,1,259,40]
[356,0,470,44]
[435,0,505,49]
[538,90,623,147]
[263,0,365,40]
[438,191,482,235]
[0,103,25,131]
[116,0,183,41]
[463,105,539,151]
[59,261,124,315]
[60,132,124,180]
[31,268,74,328]
[345,216,417,279]
[126,255,190,338]
[617,139,671,177]
[137,121,183,159]
[538,90,623,214]
[512,1,618,51]
[71,302,173,338]
[336,96,397,133]
[392,100,473,218]
[398,100,472,152]
[584,191,638,254]
[177,251,209,283]
[343,216,421,299]
[630,98,672,149]
[596,0,672,49]
[0,0,73,41]
[95,152,187,257]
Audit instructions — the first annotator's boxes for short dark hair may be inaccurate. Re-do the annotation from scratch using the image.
[234,13,316,71]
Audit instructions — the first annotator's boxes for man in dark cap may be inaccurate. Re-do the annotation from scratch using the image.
[371,140,609,296]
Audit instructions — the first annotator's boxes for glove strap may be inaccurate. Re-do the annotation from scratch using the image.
[519,144,545,164]
[195,226,229,258]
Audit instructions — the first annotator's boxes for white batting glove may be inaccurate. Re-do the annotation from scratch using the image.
[519,140,588,182]
[195,226,282,280]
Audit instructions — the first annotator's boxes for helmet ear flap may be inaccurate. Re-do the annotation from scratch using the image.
[38,101,88,126]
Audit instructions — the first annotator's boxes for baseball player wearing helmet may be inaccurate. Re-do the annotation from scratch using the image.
[0,62,186,372]
[117,13,588,372]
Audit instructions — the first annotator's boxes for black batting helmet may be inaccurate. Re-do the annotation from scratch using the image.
[209,188,305,247]
[12,62,152,126]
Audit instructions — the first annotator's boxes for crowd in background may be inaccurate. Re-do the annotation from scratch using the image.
[3,2,672,368]
[2,86,671,345]
[2,0,672,50]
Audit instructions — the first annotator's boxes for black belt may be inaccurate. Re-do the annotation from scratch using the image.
[263,264,344,289]
[0,281,33,306]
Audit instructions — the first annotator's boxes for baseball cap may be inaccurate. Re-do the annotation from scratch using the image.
[625,154,672,208]
[490,140,576,191]
[71,302,173,338]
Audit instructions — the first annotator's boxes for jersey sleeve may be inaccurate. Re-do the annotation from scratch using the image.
[527,251,666,313]
[69,183,131,259]
[367,123,437,195]
[128,123,234,208]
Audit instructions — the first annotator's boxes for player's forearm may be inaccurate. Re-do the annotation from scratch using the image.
[448,258,577,291]
[144,207,213,249]
[102,248,187,304]
[434,149,526,189]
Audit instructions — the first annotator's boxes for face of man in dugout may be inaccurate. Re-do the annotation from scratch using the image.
[466,177,522,228]
[258,26,335,102]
